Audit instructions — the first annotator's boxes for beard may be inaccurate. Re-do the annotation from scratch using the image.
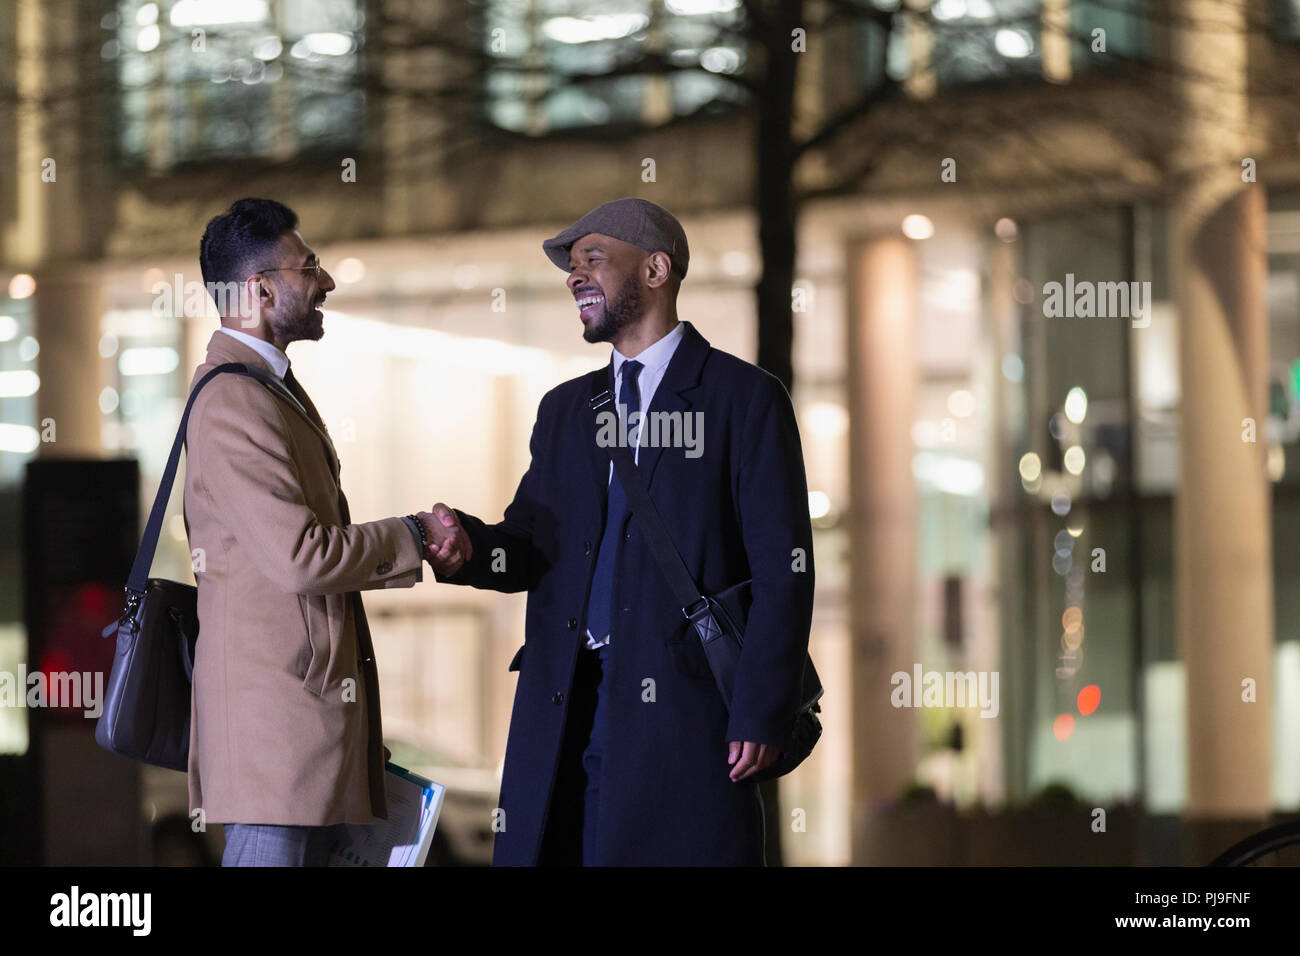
[271,288,325,344]
[582,273,643,344]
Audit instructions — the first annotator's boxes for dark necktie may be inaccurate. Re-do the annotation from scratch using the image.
[282,365,323,430]
[584,359,643,646]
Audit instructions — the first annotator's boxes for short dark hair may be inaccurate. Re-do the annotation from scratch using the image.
[199,198,299,297]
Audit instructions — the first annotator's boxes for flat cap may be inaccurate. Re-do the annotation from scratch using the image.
[542,197,689,279]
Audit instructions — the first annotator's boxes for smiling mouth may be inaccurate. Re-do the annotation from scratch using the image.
[576,293,604,318]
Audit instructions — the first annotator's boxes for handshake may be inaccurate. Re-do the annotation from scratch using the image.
[414,503,472,577]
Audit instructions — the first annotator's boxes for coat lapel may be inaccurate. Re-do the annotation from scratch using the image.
[582,363,615,503]
[281,371,342,480]
[202,330,340,481]
[637,321,709,491]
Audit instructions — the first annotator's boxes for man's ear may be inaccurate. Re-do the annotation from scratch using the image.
[236,274,273,329]
[246,273,274,309]
[645,251,673,289]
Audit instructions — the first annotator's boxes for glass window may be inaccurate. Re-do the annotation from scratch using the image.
[1266,190,1300,644]
[1275,0,1300,40]
[97,306,191,582]
[996,209,1142,804]
[861,0,1044,88]
[931,0,1042,85]
[0,301,39,487]
[0,298,37,756]
[1070,0,1151,73]
[484,0,746,133]
[107,0,365,166]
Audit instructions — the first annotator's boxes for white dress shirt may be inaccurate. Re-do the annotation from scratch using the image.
[611,321,685,467]
[587,321,686,648]
[217,326,289,380]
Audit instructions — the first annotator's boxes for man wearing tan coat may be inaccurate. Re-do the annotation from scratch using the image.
[183,198,468,866]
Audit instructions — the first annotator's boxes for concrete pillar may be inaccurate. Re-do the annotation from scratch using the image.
[847,236,919,858]
[32,272,103,458]
[1,0,107,266]
[1169,0,1272,821]
[2,1,108,458]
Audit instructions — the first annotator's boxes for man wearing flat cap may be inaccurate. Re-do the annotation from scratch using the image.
[428,197,815,865]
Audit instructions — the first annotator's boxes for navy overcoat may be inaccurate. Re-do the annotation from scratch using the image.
[440,321,815,865]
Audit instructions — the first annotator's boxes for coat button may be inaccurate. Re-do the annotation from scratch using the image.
[583,540,592,555]
[567,617,578,630]
[624,529,631,540]
[376,561,393,575]
[553,692,564,705]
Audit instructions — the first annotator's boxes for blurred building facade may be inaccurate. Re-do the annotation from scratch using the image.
[3,0,1300,864]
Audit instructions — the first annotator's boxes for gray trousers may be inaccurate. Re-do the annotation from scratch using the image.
[221,822,352,867]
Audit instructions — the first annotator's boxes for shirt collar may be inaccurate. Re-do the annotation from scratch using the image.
[217,326,290,380]
[612,321,685,379]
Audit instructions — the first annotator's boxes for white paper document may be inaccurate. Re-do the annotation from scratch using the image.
[326,762,445,867]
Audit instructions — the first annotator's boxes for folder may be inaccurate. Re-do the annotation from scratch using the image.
[325,762,445,867]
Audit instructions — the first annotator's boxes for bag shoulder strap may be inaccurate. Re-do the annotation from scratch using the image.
[588,373,705,616]
[588,372,745,713]
[125,361,284,596]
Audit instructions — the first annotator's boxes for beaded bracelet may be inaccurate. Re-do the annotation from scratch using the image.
[407,514,429,553]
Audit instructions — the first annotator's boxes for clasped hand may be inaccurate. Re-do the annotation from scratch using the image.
[416,503,472,576]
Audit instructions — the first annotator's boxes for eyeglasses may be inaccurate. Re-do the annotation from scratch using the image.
[252,261,322,279]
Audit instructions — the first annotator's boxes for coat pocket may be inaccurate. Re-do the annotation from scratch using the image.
[297,593,330,696]
[508,644,525,673]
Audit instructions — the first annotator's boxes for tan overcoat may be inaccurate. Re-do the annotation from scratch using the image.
[182,330,421,825]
